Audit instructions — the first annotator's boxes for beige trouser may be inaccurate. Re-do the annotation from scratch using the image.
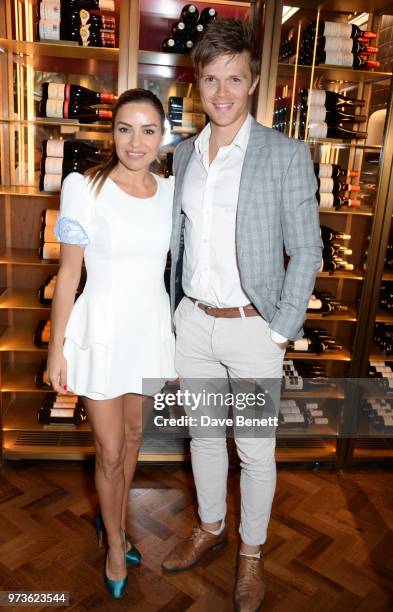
[174,296,285,546]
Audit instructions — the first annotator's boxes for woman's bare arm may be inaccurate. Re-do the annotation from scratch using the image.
[47,243,84,393]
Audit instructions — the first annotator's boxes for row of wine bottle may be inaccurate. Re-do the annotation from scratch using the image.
[279,399,329,427]
[288,327,342,353]
[368,360,393,390]
[379,282,393,313]
[298,19,380,70]
[38,392,86,426]
[374,323,393,357]
[282,359,329,391]
[362,397,393,430]
[384,229,393,271]
[274,88,369,141]
[39,82,113,123]
[161,5,217,54]
[37,3,116,47]
[40,137,101,191]
[167,96,207,133]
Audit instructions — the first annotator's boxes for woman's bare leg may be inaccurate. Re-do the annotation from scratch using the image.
[84,396,126,580]
[121,393,144,543]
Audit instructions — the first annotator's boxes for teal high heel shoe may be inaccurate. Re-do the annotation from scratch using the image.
[103,529,128,599]
[94,512,142,565]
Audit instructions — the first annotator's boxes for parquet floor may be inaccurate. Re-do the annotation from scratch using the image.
[0,461,392,611]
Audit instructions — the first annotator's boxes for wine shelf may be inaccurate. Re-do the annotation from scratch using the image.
[0,248,58,267]
[319,204,373,216]
[0,39,119,62]
[277,61,392,84]
[382,272,393,281]
[0,186,59,198]
[275,438,337,462]
[317,269,364,280]
[2,364,50,392]
[0,288,49,310]
[0,327,46,352]
[0,118,112,129]
[285,348,351,361]
[351,438,393,460]
[375,309,393,323]
[306,303,357,321]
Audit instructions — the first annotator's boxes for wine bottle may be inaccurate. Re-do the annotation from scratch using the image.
[39,173,64,192]
[42,209,59,227]
[40,156,93,176]
[39,4,116,29]
[171,21,191,40]
[35,359,51,388]
[42,139,100,160]
[180,5,199,26]
[319,258,354,272]
[198,7,217,25]
[314,163,359,179]
[323,244,353,258]
[42,0,115,11]
[308,122,367,139]
[164,152,173,178]
[39,99,112,123]
[34,320,51,347]
[304,20,377,40]
[190,23,204,41]
[42,83,114,105]
[300,89,365,109]
[317,177,361,193]
[161,37,193,53]
[300,49,380,69]
[40,242,60,260]
[38,274,58,304]
[321,225,351,242]
[302,106,367,124]
[307,35,378,55]
[317,193,361,208]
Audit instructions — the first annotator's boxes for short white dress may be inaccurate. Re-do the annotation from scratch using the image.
[55,171,177,400]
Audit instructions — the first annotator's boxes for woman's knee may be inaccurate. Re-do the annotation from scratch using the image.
[125,426,143,448]
[95,445,125,478]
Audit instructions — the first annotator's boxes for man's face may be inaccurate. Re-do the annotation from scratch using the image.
[197,51,259,128]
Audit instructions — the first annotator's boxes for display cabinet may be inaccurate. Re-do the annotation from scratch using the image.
[257,0,393,465]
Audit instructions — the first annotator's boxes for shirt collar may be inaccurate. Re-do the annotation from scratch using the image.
[194,112,251,156]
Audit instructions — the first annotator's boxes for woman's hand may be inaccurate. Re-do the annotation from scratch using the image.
[47,344,68,394]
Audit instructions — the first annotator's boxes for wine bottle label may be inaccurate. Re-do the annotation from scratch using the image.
[313,417,329,425]
[282,415,305,423]
[382,373,393,378]
[40,2,60,20]
[317,163,333,178]
[44,210,59,225]
[44,285,55,300]
[99,0,115,10]
[319,193,334,207]
[374,408,393,415]
[306,403,319,409]
[46,99,64,118]
[308,410,324,417]
[98,110,113,119]
[308,122,328,138]
[293,338,309,351]
[46,139,64,157]
[324,36,353,53]
[324,22,352,38]
[375,366,392,372]
[45,157,63,174]
[324,51,353,67]
[42,242,60,260]
[281,399,297,406]
[280,406,301,414]
[308,298,323,309]
[44,225,57,242]
[319,177,334,192]
[308,106,327,122]
[43,174,62,191]
[39,20,61,41]
[307,90,326,106]
[381,415,393,424]
[50,408,74,417]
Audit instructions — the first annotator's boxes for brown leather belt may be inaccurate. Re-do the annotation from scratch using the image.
[189,298,261,318]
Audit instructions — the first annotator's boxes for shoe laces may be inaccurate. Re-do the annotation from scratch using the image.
[190,527,203,541]
[245,558,259,578]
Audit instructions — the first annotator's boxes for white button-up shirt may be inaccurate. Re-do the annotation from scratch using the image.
[181,113,287,343]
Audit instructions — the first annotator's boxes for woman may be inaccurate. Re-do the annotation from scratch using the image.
[47,89,176,598]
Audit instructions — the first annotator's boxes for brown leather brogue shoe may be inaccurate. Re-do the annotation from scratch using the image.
[234,554,266,612]
[161,525,228,573]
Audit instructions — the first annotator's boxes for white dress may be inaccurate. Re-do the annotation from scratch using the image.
[55,171,177,400]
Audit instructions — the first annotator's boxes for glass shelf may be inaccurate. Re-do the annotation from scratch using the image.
[0,39,119,62]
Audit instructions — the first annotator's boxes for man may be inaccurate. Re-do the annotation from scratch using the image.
[162,19,323,611]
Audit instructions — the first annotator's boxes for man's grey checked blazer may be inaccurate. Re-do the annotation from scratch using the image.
[169,116,323,341]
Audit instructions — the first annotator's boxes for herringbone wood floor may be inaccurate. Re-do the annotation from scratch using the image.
[0,461,392,611]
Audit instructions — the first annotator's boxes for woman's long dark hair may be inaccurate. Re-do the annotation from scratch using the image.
[85,88,166,196]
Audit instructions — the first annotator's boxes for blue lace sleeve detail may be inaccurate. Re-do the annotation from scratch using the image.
[54,217,90,246]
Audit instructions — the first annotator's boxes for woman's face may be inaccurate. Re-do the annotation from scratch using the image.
[113,101,163,173]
